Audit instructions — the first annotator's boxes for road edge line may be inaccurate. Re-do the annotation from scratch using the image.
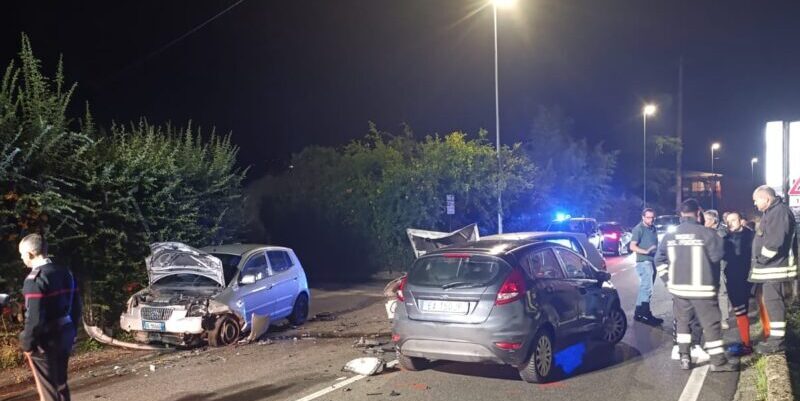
[294,359,399,401]
[678,365,710,401]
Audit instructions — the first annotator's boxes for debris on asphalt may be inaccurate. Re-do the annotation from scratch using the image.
[389,390,401,397]
[343,357,385,376]
[313,312,337,321]
[149,364,156,372]
[353,336,381,348]
[366,392,383,396]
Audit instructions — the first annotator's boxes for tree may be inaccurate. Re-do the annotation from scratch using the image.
[522,106,618,226]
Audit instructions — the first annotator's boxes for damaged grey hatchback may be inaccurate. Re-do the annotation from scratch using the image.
[120,242,310,347]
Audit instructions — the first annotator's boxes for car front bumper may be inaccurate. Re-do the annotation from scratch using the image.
[120,308,204,336]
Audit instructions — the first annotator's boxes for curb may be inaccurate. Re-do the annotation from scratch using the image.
[764,353,794,401]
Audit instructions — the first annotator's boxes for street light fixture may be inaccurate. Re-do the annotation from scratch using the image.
[642,104,657,207]
[751,157,758,182]
[710,142,721,209]
[492,0,515,234]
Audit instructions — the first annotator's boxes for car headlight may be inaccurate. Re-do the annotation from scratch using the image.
[187,303,208,317]
[667,225,677,233]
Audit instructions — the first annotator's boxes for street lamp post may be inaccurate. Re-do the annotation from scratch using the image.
[492,0,515,234]
[751,157,758,183]
[642,104,657,207]
[711,142,720,209]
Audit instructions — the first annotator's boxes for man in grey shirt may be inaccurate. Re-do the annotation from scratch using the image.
[629,208,664,326]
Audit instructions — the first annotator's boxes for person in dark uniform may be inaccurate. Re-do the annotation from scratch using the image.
[750,186,798,354]
[18,233,81,401]
[655,199,738,371]
[723,212,754,356]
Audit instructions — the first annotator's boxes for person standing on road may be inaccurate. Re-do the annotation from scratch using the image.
[18,234,82,401]
[750,185,798,354]
[655,199,738,371]
[629,208,664,325]
[704,210,730,329]
[723,211,754,356]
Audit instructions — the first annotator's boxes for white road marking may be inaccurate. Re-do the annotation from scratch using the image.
[293,360,398,401]
[677,365,710,401]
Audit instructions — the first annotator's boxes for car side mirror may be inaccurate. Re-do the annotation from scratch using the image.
[239,274,256,285]
[596,271,612,282]
[0,293,9,307]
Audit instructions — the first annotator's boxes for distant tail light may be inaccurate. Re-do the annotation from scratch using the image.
[396,275,408,302]
[604,232,619,240]
[496,269,526,305]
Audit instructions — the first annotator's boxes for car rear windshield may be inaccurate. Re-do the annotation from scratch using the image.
[408,254,507,288]
[600,223,622,231]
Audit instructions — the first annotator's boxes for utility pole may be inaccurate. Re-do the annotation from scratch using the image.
[675,56,684,211]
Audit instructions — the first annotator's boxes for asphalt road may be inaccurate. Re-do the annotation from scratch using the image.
[2,255,740,401]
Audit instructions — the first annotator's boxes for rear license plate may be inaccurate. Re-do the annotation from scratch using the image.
[142,321,166,332]
[420,300,469,314]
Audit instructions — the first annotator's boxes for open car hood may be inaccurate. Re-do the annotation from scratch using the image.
[406,223,480,258]
[146,242,225,287]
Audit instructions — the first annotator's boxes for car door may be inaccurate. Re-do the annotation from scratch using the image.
[554,248,607,330]
[265,249,300,318]
[521,248,581,333]
[235,251,272,324]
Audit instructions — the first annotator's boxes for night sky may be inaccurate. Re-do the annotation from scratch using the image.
[4,1,800,207]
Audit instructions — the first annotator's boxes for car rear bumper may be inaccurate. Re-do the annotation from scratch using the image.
[393,302,534,367]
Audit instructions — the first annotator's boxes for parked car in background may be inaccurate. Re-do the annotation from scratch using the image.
[546,217,603,251]
[485,231,607,271]
[654,215,680,242]
[120,242,310,347]
[598,222,632,256]
[392,238,626,383]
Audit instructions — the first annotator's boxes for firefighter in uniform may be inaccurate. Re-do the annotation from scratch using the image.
[18,234,81,401]
[655,199,738,371]
[750,185,798,354]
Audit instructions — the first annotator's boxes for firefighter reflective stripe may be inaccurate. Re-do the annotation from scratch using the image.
[761,247,778,258]
[771,322,786,337]
[771,330,786,337]
[670,284,715,291]
[707,345,725,355]
[691,246,703,287]
[733,304,748,316]
[668,288,717,298]
[771,322,786,328]
[667,246,677,286]
[656,264,669,277]
[751,265,798,280]
[705,340,723,349]
[677,333,692,344]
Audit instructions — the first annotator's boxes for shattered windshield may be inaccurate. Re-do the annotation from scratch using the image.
[152,273,222,288]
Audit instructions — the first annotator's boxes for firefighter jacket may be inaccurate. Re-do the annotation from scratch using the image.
[750,199,798,282]
[655,217,725,299]
[19,261,82,352]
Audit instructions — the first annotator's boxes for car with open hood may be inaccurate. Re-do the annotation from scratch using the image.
[119,242,310,347]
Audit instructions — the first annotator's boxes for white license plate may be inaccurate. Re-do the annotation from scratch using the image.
[142,321,165,332]
[420,300,469,314]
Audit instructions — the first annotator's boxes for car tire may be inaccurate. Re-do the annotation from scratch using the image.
[396,349,430,371]
[208,315,240,347]
[519,328,558,383]
[288,293,309,326]
[599,305,627,344]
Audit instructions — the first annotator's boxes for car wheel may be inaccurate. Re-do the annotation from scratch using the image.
[599,306,627,344]
[288,293,309,326]
[519,328,558,383]
[396,349,429,371]
[208,315,240,347]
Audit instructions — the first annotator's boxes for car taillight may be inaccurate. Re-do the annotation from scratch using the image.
[494,342,523,350]
[604,232,618,240]
[396,276,408,302]
[496,269,526,305]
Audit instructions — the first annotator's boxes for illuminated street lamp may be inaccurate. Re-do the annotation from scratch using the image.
[751,157,758,182]
[642,104,657,207]
[492,0,515,233]
[711,142,721,209]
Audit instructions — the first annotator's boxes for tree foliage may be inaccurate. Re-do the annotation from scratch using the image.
[0,35,245,326]
[253,124,538,279]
